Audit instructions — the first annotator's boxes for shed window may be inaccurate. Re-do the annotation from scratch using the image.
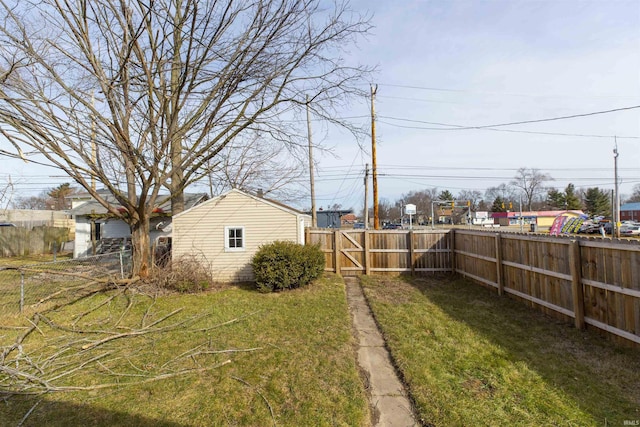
[225,226,245,251]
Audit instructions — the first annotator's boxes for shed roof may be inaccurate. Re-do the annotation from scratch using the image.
[174,188,310,219]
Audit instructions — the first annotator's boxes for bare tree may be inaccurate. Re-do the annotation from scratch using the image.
[457,189,483,210]
[0,177,14,211]
[402,188,438,214]
[626,184,640,203]
[205,133,307,204]
[13,194,49,210]
[510,168,553,211]
[0,0,373,277]
[484,183,517,208]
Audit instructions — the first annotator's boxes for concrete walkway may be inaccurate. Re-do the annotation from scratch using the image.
[344,277,418,427]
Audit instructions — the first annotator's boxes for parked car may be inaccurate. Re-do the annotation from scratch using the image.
[620,225,640,236]
[383,223,402,230]
[353,222,365,229]
[579,222,611,234]
[578,223,598,234]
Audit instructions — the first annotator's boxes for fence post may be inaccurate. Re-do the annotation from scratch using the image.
[20,270,24,313]
[119,250,125,279]
[364,230,370,275]
[409,230,415,276]
[334,230,341,276]
[449,229,456,274]
[495,233,504,296]
[569,239,585,329]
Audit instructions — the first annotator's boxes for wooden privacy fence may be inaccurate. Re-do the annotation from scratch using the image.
[0,226,70,257]
[454,229,640,346]
[306,228,452,276]
[306,228,640,347]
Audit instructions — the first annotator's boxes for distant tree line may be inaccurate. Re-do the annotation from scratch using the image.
[8,183,82,210]
[363,167,638,224]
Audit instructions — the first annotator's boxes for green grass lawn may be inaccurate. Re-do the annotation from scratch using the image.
[360,275,640,426]
[0,274,368,426]
[3,269,638,427]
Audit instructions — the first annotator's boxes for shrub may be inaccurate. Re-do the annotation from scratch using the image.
[150,254,212,293]
[252,241,325,292]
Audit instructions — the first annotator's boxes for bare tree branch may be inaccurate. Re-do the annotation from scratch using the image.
[510,167,553,211]
[0,0,374,276]
[1,292,262,398]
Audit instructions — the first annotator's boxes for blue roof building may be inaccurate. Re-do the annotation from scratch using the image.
[621,202,640,221]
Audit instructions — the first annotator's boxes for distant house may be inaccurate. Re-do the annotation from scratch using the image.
[490,210,585,228]
[172,188,311,283]
[314,209,353,228]
[69,190,207,258]
[437,207,454,224]
[340,213,357,226]
[621,203,640,222]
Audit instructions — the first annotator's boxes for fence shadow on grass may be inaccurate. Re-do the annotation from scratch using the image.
[367,274,640,425]
[2,396,188,427]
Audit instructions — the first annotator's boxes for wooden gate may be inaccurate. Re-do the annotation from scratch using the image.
[306,229,452,276]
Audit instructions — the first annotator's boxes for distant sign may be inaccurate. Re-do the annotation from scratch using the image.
[405,204,416,215]
[475,211,489,219]
[549,215,566,236]
[549,215,585,236]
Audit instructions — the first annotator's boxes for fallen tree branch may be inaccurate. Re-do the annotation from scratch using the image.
[1,290,258,400]
[19,267,139,286]
[72,290,124,326]
[233,376,276,427]
[16,398,42,427]
[2,361,232,395]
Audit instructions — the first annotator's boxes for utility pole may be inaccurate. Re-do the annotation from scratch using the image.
[431,201,435,230]
[611,190,615,238]
[306,95,317,227]
[614,140,620,238]
[370,84,380,229]
[519,195,523,233]
[364,164,369,229]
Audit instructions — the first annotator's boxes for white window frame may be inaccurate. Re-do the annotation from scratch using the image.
[224,226,245,252]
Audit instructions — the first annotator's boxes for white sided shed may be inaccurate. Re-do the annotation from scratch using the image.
[172,189,311,282]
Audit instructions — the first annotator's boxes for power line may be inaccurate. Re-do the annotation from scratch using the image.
[464,105,640,129]
[376,83,640,100]
[378,119,639,139]
[309,164,640,173]
[378,104,640,138]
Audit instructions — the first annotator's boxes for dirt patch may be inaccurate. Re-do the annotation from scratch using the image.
[461,377,495,399]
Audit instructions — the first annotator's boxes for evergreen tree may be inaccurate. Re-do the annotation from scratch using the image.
[438,190,454,201]
[47,183,76,210]
[546,188,565,209]
[546,184,582,210]
[564,184,582,210]
[584,187,611,217]
[491,197,506,212]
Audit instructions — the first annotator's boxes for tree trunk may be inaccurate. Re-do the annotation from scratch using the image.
[131,217,151,279]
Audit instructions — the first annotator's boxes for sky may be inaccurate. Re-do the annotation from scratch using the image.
[1,0,639,212]
[302,0,640,211]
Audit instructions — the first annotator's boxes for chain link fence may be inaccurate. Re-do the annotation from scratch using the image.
[0,251,132,316]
